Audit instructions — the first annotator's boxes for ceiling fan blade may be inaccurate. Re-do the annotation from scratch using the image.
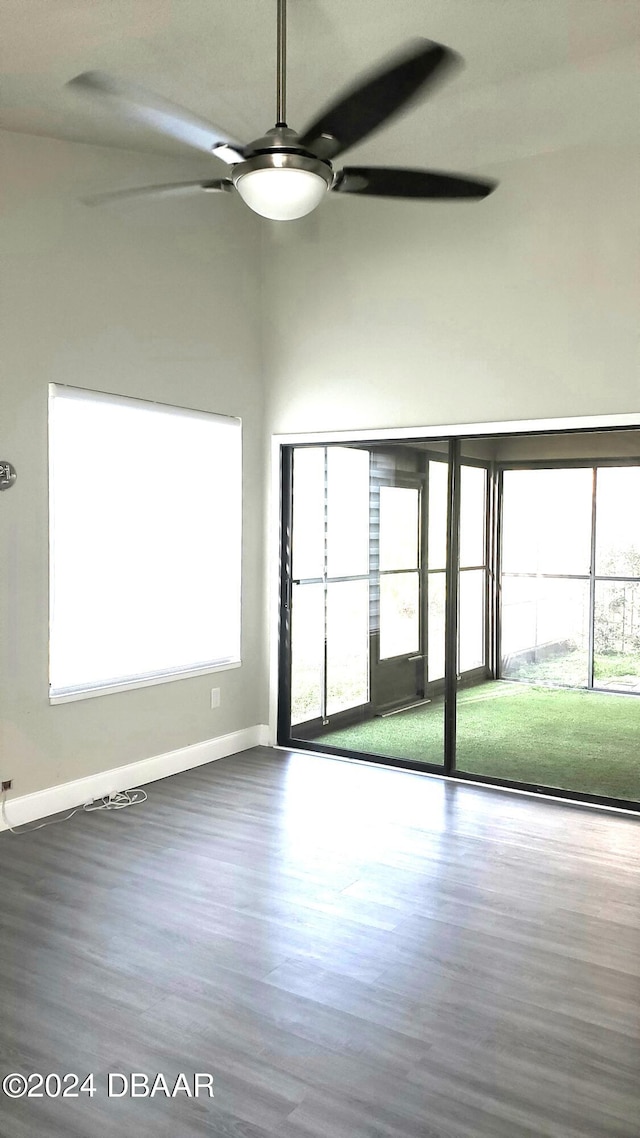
[299,39,459,161]
[67,71,246,163]
[332,167,497,200]
[81,180,234,206]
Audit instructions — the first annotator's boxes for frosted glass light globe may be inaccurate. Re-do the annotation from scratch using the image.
[235,165,329,221]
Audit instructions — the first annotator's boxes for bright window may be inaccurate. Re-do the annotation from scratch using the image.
[48,385,242,700]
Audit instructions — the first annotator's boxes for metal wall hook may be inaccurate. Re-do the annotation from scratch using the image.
[0,462,17,491]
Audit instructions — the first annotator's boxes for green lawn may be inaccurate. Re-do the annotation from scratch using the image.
[316,681,640,802]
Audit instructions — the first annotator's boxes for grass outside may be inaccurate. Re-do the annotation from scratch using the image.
[595,652,640,679]
[317,681,640,802]
[507,648,640,688]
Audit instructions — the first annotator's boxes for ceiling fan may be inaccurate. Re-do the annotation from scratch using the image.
[68,0,497,221]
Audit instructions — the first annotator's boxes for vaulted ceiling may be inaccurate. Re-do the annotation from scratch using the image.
[2,0,639,180]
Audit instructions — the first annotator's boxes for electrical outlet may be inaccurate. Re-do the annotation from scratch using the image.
[1,779,12,793]
[210,687,221,709]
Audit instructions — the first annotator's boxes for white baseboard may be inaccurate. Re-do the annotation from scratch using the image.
[0,724,270,832]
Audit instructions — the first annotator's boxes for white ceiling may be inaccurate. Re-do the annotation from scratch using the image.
[1,0,639,175]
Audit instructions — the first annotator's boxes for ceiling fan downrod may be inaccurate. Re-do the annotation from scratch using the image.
[276,0,287,126]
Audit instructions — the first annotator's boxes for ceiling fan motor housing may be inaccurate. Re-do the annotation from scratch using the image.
[232,126,334,220]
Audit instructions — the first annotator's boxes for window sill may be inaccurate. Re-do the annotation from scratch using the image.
[49,659,241,704]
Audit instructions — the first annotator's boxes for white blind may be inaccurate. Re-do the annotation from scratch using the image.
[49,385,242,697]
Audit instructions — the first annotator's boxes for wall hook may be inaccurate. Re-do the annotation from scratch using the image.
[0,462,17,491]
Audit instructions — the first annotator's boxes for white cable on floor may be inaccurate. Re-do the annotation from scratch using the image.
[1,797,79,834]
[84,789,147,811]
[0,787,147,835]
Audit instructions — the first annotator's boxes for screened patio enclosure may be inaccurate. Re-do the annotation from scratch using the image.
[278,430,640,809]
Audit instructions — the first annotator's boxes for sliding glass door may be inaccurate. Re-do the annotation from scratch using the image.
[285,442,448,768]
[456,457,640,803]
[280,433,640,809]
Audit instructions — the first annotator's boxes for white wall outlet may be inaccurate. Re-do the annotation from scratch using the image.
[210,687,221,709]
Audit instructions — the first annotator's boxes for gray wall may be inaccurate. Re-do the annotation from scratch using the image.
[263,144,640,434]
[0,129,266,799]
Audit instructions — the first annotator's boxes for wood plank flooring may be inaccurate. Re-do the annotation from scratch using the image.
[1,746,639,1137]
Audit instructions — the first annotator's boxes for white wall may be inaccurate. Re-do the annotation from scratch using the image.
[263,143,640,435]
[0,129,266,800]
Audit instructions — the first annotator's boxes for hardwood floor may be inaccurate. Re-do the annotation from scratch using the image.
[1,746,639,1137]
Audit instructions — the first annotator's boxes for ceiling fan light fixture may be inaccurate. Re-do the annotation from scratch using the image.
[232,153,333,221]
